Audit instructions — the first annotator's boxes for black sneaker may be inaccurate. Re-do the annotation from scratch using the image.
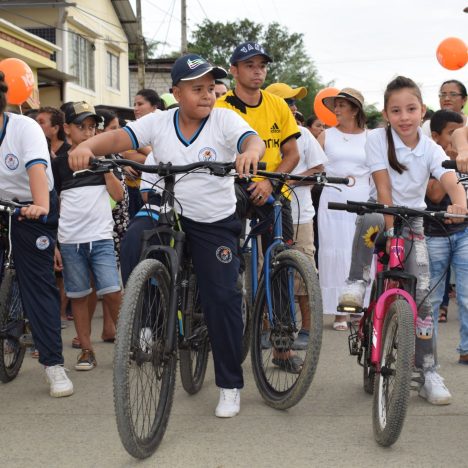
[75,349,97,371]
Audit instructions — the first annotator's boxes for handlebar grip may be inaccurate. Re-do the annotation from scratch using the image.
[442,160,457,169]
[328,202,354,211]
[325,177,350,185]
[13,208,48,223]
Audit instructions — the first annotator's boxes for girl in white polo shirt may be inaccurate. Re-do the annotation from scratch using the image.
[339,76,467,405]
[0,72,73,398]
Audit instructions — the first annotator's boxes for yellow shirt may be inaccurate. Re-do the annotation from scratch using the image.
[215,90,300,172]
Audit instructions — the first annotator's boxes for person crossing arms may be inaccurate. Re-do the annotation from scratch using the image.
[68,54,265,418]
[0,72,73,397]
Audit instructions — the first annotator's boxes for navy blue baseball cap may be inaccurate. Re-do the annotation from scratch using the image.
[230,42,273,65]
[171,54,227,86]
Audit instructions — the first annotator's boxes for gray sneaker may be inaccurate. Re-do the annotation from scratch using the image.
[292,329,309,350]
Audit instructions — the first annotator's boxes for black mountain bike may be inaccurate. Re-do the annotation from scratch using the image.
[75,158,261,459]
[0,197,36,383]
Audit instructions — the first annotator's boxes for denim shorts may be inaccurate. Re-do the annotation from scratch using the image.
[61,239,121,298]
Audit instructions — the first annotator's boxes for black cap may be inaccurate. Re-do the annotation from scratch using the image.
[230,42,273,65]
[62,101,102,125]
[171,54,227,86]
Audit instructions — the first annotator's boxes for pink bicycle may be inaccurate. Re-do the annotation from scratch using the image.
[329,200,468,447]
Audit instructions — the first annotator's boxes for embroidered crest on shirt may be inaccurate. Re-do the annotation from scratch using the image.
[216,246,232,263]
[36,235,50,250]
[4,153,19,170]
[198,147,217,162]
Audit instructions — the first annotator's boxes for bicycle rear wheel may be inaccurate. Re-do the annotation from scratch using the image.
[240,254,252,363]
[114,259,176,459]
[0,269,26,383]
[362,311,375,394]
[251,250,322,409]
[179,274,209,395]
[372,299,415,447]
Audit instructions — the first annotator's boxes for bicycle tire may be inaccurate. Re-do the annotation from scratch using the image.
[179,273,209,395]
[251,250,322,409]
[372,299,415,447]
[240,253,252,363]
[0,269,26,383]
[113,259,176,459]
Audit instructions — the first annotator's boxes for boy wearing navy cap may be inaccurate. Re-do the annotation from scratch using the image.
[68,54,265,418]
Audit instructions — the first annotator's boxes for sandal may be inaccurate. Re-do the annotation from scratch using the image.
[438,306,448,323]
[72,337,81,349]
[272,355,303,374]
[333,320,348,331]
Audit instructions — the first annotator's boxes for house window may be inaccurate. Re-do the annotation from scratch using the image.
[25,27,56,61]
[107,51,120,90]
[68,32,95,90]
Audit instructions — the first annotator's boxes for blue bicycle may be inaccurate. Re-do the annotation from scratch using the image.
[244,170,350,409]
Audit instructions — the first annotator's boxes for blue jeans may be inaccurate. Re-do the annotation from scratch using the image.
[61,239,121,298]
[427,226,468,355]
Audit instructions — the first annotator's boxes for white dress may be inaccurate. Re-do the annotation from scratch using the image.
[318,127,371,315]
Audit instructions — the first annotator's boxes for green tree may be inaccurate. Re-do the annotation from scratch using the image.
[188,19,325,117]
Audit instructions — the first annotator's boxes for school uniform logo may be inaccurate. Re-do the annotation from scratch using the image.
[36,235,50,250]
[216,246,232,263]
[198,147,217,161]
[5,153,19,170]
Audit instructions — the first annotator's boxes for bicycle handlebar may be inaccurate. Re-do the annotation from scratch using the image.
[74,158,351,186]
[328,200,468,220]
[442,160,457,170]
[0,199,47,223]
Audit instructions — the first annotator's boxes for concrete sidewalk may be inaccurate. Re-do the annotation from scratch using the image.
[0,300,467,467]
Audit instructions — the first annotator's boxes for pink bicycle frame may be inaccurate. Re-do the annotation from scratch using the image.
[369,237,418,369]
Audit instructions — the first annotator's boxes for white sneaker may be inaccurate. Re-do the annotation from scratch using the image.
[215,388,240,418]
[339,280,366,308]
[419,371,452,405]
[140,327,153,352]
[44,365,74,398]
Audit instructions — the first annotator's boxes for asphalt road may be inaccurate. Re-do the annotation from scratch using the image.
[1,300,467,467]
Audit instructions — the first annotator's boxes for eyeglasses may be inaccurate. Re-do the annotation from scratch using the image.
[285,98,296,106]
[73,123,97,131]
[439,92,464,99]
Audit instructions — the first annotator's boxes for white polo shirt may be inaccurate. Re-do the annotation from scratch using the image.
[367,127,452,209]
[124,108,257,223]
[289,127,328,224]
[0,112,54,202]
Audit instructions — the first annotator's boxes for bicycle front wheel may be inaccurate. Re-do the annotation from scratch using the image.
[113,259,176,459]
[0,269,26,383]
[251,250,323,409]
[179,274,209,395]
[372,299,415,447]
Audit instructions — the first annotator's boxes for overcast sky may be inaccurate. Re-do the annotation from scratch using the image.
[134,0,468,110]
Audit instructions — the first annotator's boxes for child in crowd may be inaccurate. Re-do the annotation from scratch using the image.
[52,102,123,371]
[425,110,468,365]
[0,72,73,397]
[339,76,467,404]
[67,55,264,418]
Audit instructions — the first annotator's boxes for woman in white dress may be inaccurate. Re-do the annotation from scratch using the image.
[317,88,371,330]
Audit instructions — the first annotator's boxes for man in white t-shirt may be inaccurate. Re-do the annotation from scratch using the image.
[265,82,328,349]
[68,54,265,418]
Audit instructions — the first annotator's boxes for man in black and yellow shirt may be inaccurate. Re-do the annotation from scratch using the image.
[216,41,300,245]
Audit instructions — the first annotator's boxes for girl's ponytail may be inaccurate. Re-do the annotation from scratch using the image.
[386,124,407,174]
[384,75,422,174]
[0,71,8,113]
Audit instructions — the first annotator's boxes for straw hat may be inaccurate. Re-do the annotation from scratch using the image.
[322,88,364,113]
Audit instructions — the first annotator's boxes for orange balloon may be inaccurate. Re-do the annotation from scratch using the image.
[313,87,339,127]
[436,37,468,71]
[0,58,35,105]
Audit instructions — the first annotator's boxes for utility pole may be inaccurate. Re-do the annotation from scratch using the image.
[136,0,145,89]
[181,0,188,54]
